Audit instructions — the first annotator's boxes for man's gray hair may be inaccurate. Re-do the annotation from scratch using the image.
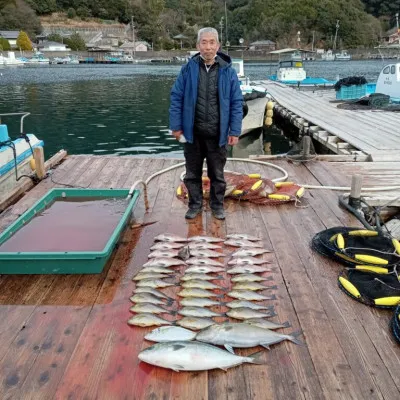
[197,27,219,44]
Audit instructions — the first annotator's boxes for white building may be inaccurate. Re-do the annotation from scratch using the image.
[120,41,150,52]
[36,41,70,52]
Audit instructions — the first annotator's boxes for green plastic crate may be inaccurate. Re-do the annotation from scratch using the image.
[0,188,140,274]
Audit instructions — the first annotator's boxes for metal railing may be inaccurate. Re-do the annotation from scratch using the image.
[0,112,30,135]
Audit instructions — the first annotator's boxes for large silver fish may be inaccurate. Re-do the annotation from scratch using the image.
[178,307,224,318]
[133,287,173,301]
[232,282,274,291]
[246,318,291,330]
[138,341,265,371]
[224,239,263,248]
[154,234,187,242]
[225,300,275,310]
[150,242,185,251]
[227,265,272,274]
[189,249,225,258]
[148,250,180,259]
[195,323,303,353]
[227,257,268,266]
[226,234,261,241]
[186,258,224,267]
[143,258,184,268]
[185,265,225,274]
[227,290,277,301]
[180,273,223,282]
[133,273,173,281]
[127,313,172,327]
[145,326,197,342]
[180,297,222,308]
[182,280,222,290]
[129,303,169,315]
[178,288,223,298]
[176,317,216,330]
[130,293,172,305]
[136,279,176,289]
[188,242,222,250]
[188,236,223,243]
[231,274,271,282]
[140,266,174,274]
[226,308,276,320]
[232,248,271,257]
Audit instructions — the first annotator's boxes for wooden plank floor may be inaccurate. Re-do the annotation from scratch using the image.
[0,155,399,400]
[257,80,400,160]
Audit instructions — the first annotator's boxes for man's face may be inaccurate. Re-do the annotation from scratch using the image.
[196,32,219,63]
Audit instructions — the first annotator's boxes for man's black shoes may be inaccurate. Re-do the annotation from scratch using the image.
[185,208,202,219]
[212,209,225,220]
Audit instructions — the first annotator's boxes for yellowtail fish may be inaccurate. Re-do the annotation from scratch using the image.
[227,257,268,265]
[182,280,222,290]
[138,341,265,371]
[178,307,224,318]
[143,258,185,268]
[226,308,276,320]
[188,236,223,243]
[145,326,197,342]
[130,293,171,305]
[188,242,222,250]
[129,303,170,315]
[136,279,176,289]
[186,258,224,267]
[140,266,174,274]
[178,288,223,298]
[185,265,225,274]
[176,317,216,330]
[224,239,263,248]
[226,234,261,241]
[231,273,271,282]
[246,318,291,330]
[148,250,180,259]
[180,297,222,308]
[189,249,225,258]
[133,273,173,281]
[225,300,276,310]
[133,287,173,301]
[180,273,223,281]
[227,265,272,274]
[232,248,271,257]
[232,282,274,291]
[150,242,185,251]
[127,313,172,327]
[154,234,187,242]
[195,323,303,353]
[227,290,276,301]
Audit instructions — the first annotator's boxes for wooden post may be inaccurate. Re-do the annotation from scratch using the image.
[349,174,363,208]
[302,136,311,158]
[33,146,46,180]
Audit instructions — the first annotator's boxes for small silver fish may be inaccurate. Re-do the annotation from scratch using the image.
[186,258,224,267]
[133,273,173,281]
[226,308,276,320]
[224,239,263,248]
[182,280,222,290]
[148,250,180,259]
[130,293,169,305]
[246,318,291,330]
[130,303,169,315]
[225,300,275,310]
[178,288,222,298]
[133,287,173,300]
[140,266,174,274]
[227,257,267,266]
[154,234,187,242]
[188,236,223,243]
[136,279,176,289]
[181,273,223,281]
[180,297,222,308]
[232,248,271,257]
[145,326,197,342]
[185,265,225,274]
[227,290,276,301]
[188,242,222,250]
[176,317,216,330]
[226,234,261,241]
[150,242,185,251]
[232,282,274,291]
[227,265,272,274]
[231,274,271,282]
[143,258,184,268]
[189,249,225,258]
[127,313,172,327]
[178,307,224,318]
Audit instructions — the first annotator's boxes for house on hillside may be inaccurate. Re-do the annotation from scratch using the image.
[36,41,70,52]
[385,27,400,45]
[249,40,276,51]
[120,41,151,52]
[0,31,20,48]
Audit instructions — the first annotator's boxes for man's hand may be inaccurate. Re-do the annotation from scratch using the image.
[228,136,239,146]
[172,130,183,141]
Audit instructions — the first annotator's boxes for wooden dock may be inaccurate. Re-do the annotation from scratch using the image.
[257,81,400,161]
[0,155,399,400]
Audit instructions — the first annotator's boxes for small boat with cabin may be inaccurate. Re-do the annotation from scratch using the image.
[335,50,352,61]
[375,62,400,102]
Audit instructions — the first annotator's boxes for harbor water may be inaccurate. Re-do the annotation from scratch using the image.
[0,60,387,158]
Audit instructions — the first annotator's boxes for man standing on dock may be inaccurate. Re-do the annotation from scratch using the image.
[169,27,243,220]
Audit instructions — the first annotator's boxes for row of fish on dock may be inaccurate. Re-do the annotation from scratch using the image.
[128,233,304,371]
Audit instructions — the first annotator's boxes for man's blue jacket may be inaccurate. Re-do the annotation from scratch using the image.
[169,52,243,147]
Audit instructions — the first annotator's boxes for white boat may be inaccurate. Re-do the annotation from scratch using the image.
[335,50,352,61]
[0,52,25,66]
[375,63,400,101]
[0,113,44,198]
[321,50,335,61]
[26,52,50,64]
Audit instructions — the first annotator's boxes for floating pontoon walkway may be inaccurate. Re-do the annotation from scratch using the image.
[257,80,400,161]
[0,155,399,399]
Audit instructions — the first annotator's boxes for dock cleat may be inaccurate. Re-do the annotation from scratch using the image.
[390,305,400,345]
[338,269,400,308]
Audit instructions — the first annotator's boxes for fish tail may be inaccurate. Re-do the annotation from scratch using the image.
[266,311,277,318]
[166,298,174,307]
[288,330,305,346]
[215,275,224,280]
[282,321,291,328]
[264,276,274,281]
[247,350,267,365]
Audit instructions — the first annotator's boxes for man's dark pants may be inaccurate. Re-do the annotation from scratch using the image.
[184,136,227,212]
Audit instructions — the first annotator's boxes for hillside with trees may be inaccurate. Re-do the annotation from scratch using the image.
[1,0,398,49]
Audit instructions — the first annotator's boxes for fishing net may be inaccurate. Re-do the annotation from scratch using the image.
[338,268,400,308]
[176,172,305,206]
[286,135,317,162]
[390,305,400,344]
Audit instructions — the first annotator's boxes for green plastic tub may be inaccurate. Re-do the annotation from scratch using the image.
[0,188,140,274]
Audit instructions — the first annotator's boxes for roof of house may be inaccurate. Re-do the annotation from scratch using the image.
[37,41,67,47]
[0,30,20,39]
[120,41,150,48]
[250,40,276,45]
